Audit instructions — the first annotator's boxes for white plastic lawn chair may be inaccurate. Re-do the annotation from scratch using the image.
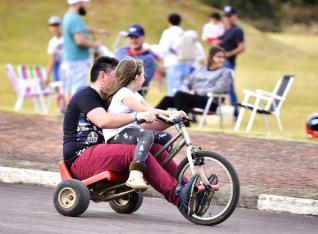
[5,64,55,114]
[191,92,230,129]
[234,75,294,134]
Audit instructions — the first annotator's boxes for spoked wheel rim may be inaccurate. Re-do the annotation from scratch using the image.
[178,157,235,221]
[58,187,77,209]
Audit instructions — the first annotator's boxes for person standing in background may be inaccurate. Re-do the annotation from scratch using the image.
[62,0,109,109]
[202,12,225,45]
[158,13,184,97]
[46,16,63,85]
[218,6,245,119]
[46,15,64,112]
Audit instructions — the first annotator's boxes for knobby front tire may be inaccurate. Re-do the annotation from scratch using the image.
[176,151,240,226]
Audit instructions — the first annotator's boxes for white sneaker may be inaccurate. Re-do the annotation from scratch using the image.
[126,170,148,191]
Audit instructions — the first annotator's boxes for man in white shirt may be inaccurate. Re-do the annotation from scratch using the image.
[46,15,64,112]
[159,13,183,96]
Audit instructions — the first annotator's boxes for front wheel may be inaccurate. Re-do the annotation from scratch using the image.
[176,151,240,226]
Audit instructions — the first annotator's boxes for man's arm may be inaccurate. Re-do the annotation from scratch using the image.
[159,30,170,55]
[87,107,156,128]
[225,42,245,58]
[86,27,110,36]
[74,32,101,48]
[87,107,134,129]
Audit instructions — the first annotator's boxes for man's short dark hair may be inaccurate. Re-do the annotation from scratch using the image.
[210,12,221,21]
[168,13,182,26]
[90,56,119,82]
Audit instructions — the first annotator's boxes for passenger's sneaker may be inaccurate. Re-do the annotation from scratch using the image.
[126,170,148,191]
[195,174,218,216]
[176,174,200,216]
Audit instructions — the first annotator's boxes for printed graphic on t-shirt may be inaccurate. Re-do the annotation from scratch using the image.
[87,131,98,144]
[76,113,104,148]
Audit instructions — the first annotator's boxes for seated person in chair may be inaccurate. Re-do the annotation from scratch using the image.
[156,47,233,117]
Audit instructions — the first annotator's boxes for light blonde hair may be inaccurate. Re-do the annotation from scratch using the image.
[104,57,143,107]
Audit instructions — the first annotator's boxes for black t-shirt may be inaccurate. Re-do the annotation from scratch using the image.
[220,24,244,62]
[63,87,106,165]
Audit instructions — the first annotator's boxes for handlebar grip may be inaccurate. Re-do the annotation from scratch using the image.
[156,114,172,124]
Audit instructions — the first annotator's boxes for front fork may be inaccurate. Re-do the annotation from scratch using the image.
[186,145,211,186]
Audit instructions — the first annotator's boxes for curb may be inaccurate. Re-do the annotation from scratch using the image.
[1,166,317,216]
[257,194,318,216]
[0,166,60,187]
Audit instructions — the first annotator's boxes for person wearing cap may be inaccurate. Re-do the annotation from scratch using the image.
[46,16,64,111]
[46,16,63,84]
[62,0,110,109]
[218,5,245,119]
[115,24,156,94]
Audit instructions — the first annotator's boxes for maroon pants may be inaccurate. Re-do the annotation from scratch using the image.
[71,143,180,206]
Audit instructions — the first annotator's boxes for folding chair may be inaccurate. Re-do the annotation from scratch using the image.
[113,31,128,52]
[191,92,230,128]
[5,64,51,113]
[234,75,294,134]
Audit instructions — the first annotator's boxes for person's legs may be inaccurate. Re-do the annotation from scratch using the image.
[166,64,192,97]
[52,60,62,82]
[174,91,218,114]
[155,96,175,110]
[107,128,154,190]
[71,144,136,180]
[71,144,178,205]
[69,60,89,95]
[150,144,188,185]
[165,66,178,97]
[150,144,178,177]
[224,59,238,118]
[61,60,88,110]
[108,128,154,163]
[71,143,201,212]
[152,131,172,146]
[61,61,71,110]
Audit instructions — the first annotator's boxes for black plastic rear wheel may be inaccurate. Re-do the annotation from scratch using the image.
[109,191,143,214]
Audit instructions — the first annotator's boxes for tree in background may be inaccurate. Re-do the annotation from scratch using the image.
[201,0,318,32]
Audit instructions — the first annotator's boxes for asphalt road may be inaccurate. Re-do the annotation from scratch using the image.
[0,183,317,234]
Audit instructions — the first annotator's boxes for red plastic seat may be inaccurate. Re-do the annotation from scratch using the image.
[58,161,128,186]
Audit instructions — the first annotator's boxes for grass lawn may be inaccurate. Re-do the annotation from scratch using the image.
[0,0,317,142]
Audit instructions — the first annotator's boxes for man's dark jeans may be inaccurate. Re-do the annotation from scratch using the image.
[224,59,238,118]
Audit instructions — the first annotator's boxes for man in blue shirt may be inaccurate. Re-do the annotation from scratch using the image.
[115,24,156,95]
[219,6,245,118]
[62,0,109,109]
